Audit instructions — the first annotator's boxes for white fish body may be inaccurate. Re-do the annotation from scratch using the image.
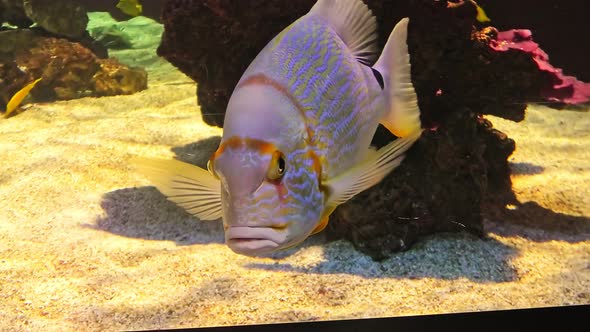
[133,0,423,256]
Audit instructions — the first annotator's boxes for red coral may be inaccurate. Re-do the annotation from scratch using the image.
[490,29,590,105]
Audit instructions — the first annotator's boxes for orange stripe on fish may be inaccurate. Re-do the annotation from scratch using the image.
[276,182,289,203]
[310,215,329,235]
[237,73,315,144]
[306,149,323,183]
[211,136,277,162]
[211,135,293,204]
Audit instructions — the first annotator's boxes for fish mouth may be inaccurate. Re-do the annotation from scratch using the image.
[225,226,288,256]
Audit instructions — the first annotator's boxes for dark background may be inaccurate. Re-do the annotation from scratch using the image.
[77,0,589,82]
[476,0,589,82]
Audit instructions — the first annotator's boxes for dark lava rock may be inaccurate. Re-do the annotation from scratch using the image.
[22,0,88,38]
[1,0,89,38]
[157,0,588,260]
[328,114,514,261]
[158,0,313,127]
[0,0,32,27]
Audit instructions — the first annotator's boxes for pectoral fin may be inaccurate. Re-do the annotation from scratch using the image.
[131,156,223,221]
[324,130,421,207]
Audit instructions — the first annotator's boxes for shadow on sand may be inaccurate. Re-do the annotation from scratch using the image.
[508,162,545,175]
[483,200,590,243]
[89,186,225,245]
[171,136,222,168]
[245,231,520,282]
[484,157,590,244]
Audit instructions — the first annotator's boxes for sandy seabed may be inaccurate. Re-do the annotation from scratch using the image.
[1,14,589,332]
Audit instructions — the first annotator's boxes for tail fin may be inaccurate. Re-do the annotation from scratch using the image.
[373,18,422,138]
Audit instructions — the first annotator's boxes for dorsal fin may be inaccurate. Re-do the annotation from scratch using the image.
[309,0,378,65]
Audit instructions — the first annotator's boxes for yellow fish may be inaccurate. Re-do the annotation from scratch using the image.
[116,0,143,17]
[475,3,491,23]
[3,78,42,118]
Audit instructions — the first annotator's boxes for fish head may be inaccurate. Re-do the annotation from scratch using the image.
[210,136,324,256]
[209,74,329,256]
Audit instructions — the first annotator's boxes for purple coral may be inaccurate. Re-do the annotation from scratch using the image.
[489,29,590,105]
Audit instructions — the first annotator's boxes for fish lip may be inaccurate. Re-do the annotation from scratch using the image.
[225,226,287,255]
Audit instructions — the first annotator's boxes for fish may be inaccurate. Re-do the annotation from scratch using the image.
[116,0,143,17]
[3,78,42,118]
[475,3,491,23]
[133,0,423,257]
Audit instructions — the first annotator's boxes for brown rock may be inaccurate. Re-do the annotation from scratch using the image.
[0,29,147,111]
[93,58,148,97]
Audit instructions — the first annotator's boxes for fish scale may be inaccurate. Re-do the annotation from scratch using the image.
[246,14,382,178]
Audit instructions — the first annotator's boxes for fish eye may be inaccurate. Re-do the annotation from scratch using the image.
[277,155,285,174]
[267,151,286,181]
